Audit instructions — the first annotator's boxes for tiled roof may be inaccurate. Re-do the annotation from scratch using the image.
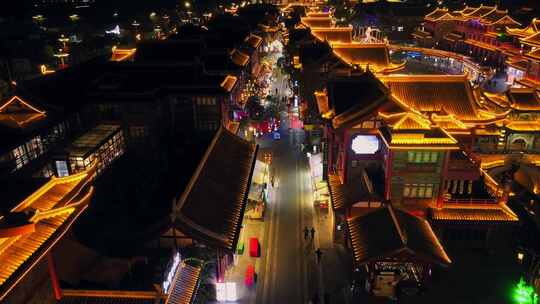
[230,49,250,66]
[464,39,498,51]
[430,204,518,223]
[328,72,390,129]
[0,169,95,301]
[328,172,380,211]
[466,5,496,18]
[508,88,540,110]
[220,75,238,93]
[505,121,540,132]
[480,9,518,25]
[331,43,404,72]
[525,48,540,60]
[506,18,540,38]
[458,7,478,15]
[300,17,333,28]
[520,31,540,47]
[166,264,201,304]
[506,58,529,71]
[175,128,257,251]
[443,32,462,42]
[245,34,262,49]
[425,8,449,21]
[380,112,431,130]
[412,29,432,39]
[0,95,47,129]
[379,75,492,121]
[346,206,451,266]
[311,27,353,43]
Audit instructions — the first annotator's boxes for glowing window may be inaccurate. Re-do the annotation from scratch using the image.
[351,135,379,154]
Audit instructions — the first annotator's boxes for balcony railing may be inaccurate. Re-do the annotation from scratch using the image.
[444,197,498,204]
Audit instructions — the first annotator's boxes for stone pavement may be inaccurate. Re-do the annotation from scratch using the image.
[302,160,354,304]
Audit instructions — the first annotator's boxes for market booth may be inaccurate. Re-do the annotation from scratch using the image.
[346,205,451,298]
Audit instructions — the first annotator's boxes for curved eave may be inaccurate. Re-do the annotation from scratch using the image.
[0,187,94,302]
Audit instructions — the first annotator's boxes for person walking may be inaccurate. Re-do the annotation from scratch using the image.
[304,227,309,241]
[315,248,323,263]
[310,227,315,240]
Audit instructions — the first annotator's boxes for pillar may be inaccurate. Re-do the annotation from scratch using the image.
[47,253,62,300]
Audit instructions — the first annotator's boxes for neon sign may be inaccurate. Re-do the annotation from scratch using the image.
[351,135,379,154]
[162,252,181,294]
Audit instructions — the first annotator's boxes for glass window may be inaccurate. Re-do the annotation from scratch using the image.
[422,152,431,163]
[56,160,69,177]
[407,151,415,162]
[425,185,433,198]
[430,152,438,163]
[414,152,422,163]
[403,185,410,197]
[418,184,426,198]
[410,184,418,198]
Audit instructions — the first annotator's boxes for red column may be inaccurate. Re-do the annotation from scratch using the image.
[384,150,393,201]
[47,253,62,300]
[437,151,451,209]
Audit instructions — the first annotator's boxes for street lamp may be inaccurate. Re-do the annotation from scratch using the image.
[58,35,69,50]
[184,1,191,9]
[54,49,69,68]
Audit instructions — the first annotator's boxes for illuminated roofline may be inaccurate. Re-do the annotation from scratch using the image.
[0,96,46,115]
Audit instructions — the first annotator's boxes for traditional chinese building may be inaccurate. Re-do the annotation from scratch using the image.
[505,19,540,88]
[415,5,522,67]
[317,71,519,249]
[156,127,258,283]
[0,95,83,178]
[0,165,95,303]
[346,205,451,297]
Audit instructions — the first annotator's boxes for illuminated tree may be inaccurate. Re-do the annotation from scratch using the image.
[513,278,539,304]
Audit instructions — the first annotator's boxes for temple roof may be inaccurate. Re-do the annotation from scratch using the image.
[174,127,257,251]
[346,206,451,266]
[300,16,334,28]
[311,27,353,44]
[508,88,540,111]
[506,18,540,38]
[379,75,498,122]
[412,29,432,39]
[520,31,540,47]
[245,34,263,49]
[327,71,390,129]
[465,5,497,18]
[505,121,540,132]
[330,43,405,73]
[166,264,201,304]
[231,49,250,66]
[525,48,540,61]
[220,75,238,92]
[0,95,47,129]
[0,168,95,301]
[480,9,520,26]
[328,171,381,211]
[378,112,459,149]
[430,204,518,224]
[425,8,452,21]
